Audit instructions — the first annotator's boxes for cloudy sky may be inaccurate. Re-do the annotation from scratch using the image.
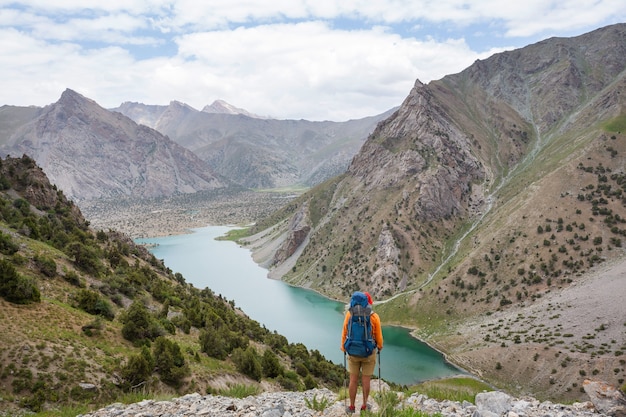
[0,1,624,121]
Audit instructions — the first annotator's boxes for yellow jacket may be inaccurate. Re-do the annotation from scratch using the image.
[341,311,383,352]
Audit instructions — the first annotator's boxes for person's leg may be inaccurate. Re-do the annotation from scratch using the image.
[349,372,359,407]
[347,356,361,411]
[361,374,371,406]
[360,352,377,409]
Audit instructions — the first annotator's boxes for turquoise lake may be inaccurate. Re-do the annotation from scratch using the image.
[137,225,463,385]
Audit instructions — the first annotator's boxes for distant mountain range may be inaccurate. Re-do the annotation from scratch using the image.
[0,92,392,202]
[0,90,228,202]
[111,101,395,189]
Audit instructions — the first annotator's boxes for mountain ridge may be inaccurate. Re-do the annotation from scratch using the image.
[240,23,626,401]
[113,101,395,189]
[0,89,230,202]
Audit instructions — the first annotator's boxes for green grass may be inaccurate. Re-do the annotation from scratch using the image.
[216,227,252,241]
[407,377,492,404]
[304,393,332,411]
[603,114,626,132]
[33,404,92,417]
[217,383,261,398]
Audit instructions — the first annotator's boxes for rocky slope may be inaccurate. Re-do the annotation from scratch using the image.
[113,100,395,189]
[241,23,626,401]
[77,386,624,417]
[0,89,229,202]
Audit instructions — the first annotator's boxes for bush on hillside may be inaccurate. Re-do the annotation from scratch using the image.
[66,241,104,277]
[74,288,115,320]
[120,346,155,389]
[232,346,262,381]
[153,337,189,388]
[261,349,283,378]
[34,254,57,277]
[120,300,165,345]
[0,231,19,255]
[0,259,40,304]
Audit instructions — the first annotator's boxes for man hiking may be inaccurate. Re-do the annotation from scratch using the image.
[341,291,383,413]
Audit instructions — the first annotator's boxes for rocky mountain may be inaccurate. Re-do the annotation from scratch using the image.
[241,23,626,401]
[0,90,228,202]
[113,101,395,189]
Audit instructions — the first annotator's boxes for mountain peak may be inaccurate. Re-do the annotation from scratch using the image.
[168,100,196,111]
[58,88,98,108]
[202,99,263,118]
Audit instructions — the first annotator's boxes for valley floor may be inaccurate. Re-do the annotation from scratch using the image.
[80,190,297,238]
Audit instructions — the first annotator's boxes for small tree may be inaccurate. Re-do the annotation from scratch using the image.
[262,349,283,378]
[153,337,188,387]
[0,259,40,304]
[232,347,262,381]
[74,289,115,320]
[120,301,164,345]
[121,346,154,388]
[34,255,57,277]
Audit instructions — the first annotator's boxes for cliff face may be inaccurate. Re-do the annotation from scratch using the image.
[244,24,626,401]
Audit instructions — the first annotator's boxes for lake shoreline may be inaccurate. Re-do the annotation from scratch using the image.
[138,224,475,385]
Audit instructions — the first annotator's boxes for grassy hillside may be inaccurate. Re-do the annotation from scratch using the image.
[0,155,345,414]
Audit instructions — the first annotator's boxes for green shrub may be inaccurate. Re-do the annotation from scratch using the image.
[304,394,330,411]
[121,346,154,388]
[153,337,189,388]
[0,231,19,255]
[232,347,262,381]
[199,327,229,360]
[262,349,283,378]
[64,269,83,287]
[120,301,164,345]
[217,383,261,398]
[0,259,40,304]
[372,390,401,417]
[74,289,115,320]
[82,317,105,336]
[66,241,103,276]
[276,370,302,391]
[34,254,57,277]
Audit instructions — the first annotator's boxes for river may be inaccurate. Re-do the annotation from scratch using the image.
[137,225,462,385]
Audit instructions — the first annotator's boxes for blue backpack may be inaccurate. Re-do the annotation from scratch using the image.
[343,291,376,357]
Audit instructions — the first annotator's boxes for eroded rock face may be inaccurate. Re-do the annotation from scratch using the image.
[369,224,403,298]
[349,80,486,223]
[272,205,310,266]
[583,379,626,417]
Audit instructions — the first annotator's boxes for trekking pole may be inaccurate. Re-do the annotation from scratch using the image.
[377,349,381,392]
[343,351,348,409]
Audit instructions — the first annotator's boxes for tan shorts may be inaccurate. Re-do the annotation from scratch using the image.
[347,352,377,376]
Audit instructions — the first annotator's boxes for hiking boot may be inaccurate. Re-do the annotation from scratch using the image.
[360,403,370,411]
[346,405,356,414]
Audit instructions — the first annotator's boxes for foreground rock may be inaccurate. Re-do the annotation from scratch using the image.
[583,380,626,417]
[78,388,619,417]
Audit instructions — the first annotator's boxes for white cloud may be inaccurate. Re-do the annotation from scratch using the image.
[0,0,623,120]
